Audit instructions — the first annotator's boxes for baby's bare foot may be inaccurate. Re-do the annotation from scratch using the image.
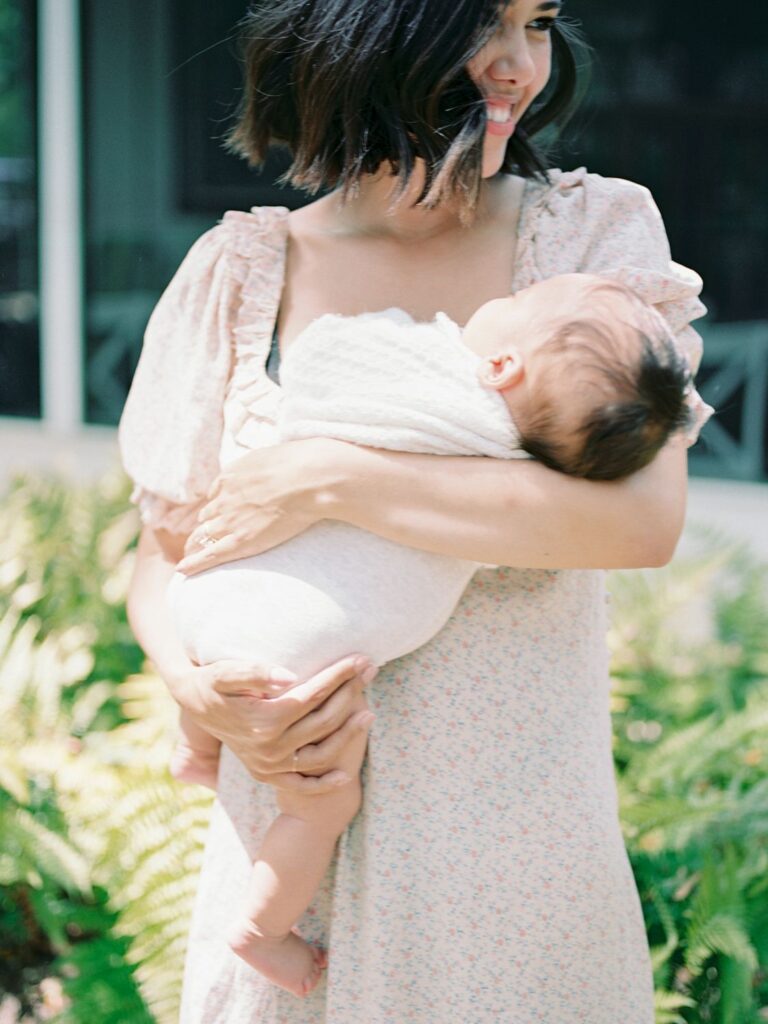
[228,920,327,997]
[169,742,220,790]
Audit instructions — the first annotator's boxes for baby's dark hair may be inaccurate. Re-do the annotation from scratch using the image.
[518,292,693,481]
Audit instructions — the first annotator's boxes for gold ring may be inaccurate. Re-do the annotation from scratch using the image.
[198,524,219,548]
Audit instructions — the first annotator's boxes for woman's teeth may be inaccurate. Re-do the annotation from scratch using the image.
[487,106,513,124]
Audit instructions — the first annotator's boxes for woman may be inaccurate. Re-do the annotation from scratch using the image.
[122,0,707,1020]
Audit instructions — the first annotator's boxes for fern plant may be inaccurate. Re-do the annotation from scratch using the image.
[0,603,151,1021]
[0,475,212,1023]
[80,674,213,1022]
[610,529,768,1023]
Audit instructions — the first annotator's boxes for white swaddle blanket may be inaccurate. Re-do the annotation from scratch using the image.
[168,309,525,677]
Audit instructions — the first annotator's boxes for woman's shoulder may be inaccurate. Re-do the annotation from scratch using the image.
[523,166,657,220]
[513,167,707,362]
[215,204,291,258]
[514,166,672,282]
[119,203,292,521]
[160,206,290,294]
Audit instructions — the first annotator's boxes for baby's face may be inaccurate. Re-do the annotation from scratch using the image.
[464,273,634,361]
[463,273,647,427]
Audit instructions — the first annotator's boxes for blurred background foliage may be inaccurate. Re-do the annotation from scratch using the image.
[0,474,212,1023]
[0,474,766,1023]
[609,536,768,1023]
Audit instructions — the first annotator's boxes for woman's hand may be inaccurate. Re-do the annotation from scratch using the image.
[128,526,376,794]
[174,653,377,794]
[178,438,348,575]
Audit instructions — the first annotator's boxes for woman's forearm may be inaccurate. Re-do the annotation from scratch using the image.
[127,527,195,700]
[321,438,688,570]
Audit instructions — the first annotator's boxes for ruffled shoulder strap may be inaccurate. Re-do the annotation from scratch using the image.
[514,167,587,285]
[220,208,290,458]
[118,206,289,533]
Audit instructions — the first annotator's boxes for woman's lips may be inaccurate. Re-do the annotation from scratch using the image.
[485,100,518,138]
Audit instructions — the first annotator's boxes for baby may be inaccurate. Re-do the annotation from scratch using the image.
[168,273,705,997]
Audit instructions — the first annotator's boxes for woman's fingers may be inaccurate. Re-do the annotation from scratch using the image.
[291,708,375,776]
[197,494,222,520]
[279,678,369,761]
[180,516,238,571]
[178,517,312,574]
[210,660,298,698]
[181,655,377,782]
[274,659,376,733]
[178,441,338,573]
[185,515,228,549]
[267,770,352,795]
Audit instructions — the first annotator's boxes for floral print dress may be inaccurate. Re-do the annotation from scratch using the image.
[119,168,708,1023]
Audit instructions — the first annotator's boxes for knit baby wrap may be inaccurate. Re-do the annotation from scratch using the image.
[168,309,525,675]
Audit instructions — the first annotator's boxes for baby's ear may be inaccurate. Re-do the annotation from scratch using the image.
[477,350,525,391]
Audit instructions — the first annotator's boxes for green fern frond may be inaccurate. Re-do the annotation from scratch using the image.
[646,883,680,976]
[653,987,696,1024]
[0,801,91,895]
[0,614,43,709]
[685,847,756,971]
[622,793,725,835]
[624,686,768,791]
[80,762,211,1023]
[0,750,29,804]
[685,911,759,974]
[69,681,117,736]
[718,954,756,1024]
[54,932,154,1024]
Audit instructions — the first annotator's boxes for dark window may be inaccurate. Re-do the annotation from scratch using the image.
[0,0,39,418]
[172,0,310,214]
[565,0,768,323]
[81,0,304,427]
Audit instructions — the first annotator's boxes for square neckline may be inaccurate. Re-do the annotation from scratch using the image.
[266,307,461,388]
[268,174,530,366]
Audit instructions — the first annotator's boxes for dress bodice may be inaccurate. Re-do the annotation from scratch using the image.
[118,167,709,535]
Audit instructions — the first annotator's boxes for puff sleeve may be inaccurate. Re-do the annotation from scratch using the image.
[515,168,713,443]
[118,224,240,534]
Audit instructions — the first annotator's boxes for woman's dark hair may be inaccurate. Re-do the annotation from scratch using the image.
[226,0,590,216]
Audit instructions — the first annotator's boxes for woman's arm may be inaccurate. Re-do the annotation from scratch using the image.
[127,527,196,687]
[325,437,688,570]
[127,525,376,791]
[178,435,687,575]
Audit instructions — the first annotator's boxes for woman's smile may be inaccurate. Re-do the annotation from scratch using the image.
[467,0,556,174]
[484,97,519,137]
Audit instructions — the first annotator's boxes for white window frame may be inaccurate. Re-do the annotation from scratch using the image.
[38,0,84,432]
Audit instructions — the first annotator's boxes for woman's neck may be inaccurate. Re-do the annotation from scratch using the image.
[327,161,499,242]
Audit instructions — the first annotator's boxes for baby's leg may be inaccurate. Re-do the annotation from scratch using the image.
[169,709,222,790]
[229,694,370,997]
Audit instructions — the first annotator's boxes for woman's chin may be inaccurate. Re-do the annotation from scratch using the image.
[481,138,508,179]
